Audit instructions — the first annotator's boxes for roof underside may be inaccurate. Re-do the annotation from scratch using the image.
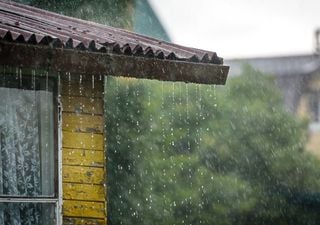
[0,0,228,84]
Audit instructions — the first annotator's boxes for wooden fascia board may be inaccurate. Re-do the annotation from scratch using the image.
[0,41,229,84]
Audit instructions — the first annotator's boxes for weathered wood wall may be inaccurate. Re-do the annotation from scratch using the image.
[61,74,107,225]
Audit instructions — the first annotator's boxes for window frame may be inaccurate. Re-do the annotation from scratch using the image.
[0,67,61,225]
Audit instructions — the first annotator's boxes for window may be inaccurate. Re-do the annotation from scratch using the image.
[0,69,58,225]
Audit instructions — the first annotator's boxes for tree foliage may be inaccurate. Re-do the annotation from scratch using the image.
[106,66,320,225]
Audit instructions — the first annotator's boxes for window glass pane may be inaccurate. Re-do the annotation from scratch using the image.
[0,202,56,225]
[0,73,55,197]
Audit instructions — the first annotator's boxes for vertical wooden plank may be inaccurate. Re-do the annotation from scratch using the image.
[61,77,107,224]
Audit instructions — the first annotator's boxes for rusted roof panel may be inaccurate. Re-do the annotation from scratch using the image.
[0,0,223,64]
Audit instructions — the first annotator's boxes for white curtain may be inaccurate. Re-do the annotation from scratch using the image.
[0,87,55,225]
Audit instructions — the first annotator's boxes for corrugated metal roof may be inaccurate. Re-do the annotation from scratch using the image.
[0,0,223,64]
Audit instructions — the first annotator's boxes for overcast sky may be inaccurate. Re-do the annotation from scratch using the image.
[149,0,320,59]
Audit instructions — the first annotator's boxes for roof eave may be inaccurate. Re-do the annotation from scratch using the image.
[0,41,229,85]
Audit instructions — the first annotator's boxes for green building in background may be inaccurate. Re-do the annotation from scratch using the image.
[133,0,170,42]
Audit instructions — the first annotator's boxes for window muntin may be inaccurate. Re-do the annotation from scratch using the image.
[0,71,57,224]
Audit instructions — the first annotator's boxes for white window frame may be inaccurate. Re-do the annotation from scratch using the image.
[0,70,62,225]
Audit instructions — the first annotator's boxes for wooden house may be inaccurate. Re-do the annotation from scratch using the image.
[133,0,171,42]
[226,50,320,157]
[0,0,228,224]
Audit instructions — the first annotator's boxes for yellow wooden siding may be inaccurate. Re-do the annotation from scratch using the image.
[63,200,105,218]
[63,165,105,185]
[63,148,104,167]
[63,183,105,201]
[62,113,104,133]
[61,81,104,98]
[61,78,107,224]
[61,96,103,115]
[63,217,105,225]
[62,131,104,150]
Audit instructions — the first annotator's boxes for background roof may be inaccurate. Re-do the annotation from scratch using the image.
[226,55,320,77]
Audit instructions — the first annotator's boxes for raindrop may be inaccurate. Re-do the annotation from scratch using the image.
[161,81,166,154]
[147,85,154,134]
[213,84,217,108]
[79,74,83,96]
[67,72,72,116]
[185,83,191,151]
[115,78,121,151]
[92,74,95,89]
[19,67,22,88]
[170,83,175,148]
[14,66,18,83]
[31,69,36,90]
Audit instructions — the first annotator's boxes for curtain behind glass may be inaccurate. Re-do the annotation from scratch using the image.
[0,86,55,225]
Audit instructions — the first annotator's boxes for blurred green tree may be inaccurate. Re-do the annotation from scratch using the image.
[105,77,148,225]
[106,65,320,225]
[196,65,320,224]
